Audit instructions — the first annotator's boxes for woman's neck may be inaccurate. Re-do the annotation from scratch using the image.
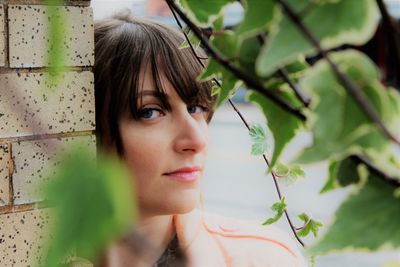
[102,214,175,267]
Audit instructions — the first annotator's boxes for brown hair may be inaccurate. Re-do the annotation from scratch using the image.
[94,10,215,155]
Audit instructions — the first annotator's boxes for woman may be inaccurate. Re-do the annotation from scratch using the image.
[94,10,306,267]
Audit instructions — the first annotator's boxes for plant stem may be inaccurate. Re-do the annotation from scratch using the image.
[166,0,307,122]
[278,67,310,108]
[275,0,400,146]
[351,155,400,187]
[255,33,310,108]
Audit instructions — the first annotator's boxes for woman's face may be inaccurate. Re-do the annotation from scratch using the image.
[118,68,209,218]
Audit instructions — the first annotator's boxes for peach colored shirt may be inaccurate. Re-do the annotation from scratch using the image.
[174,209,307,267]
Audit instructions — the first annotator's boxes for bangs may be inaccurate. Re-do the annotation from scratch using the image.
[125,21,214,120]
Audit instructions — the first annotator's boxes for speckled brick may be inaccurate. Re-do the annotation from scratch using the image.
[8,5,94,67]
[0,144,11,206]
[12,134,96,204]
[0,209,51,267]
[0,5,5,66]
[0,71,95,138]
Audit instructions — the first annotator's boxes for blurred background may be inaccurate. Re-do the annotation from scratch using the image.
[91,1,400,266]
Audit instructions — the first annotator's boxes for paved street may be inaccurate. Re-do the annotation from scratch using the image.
[203,103,400,267]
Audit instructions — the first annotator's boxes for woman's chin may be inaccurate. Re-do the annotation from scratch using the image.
[169,190,200,214]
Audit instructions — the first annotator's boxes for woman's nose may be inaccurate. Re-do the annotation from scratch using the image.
[173,112,208,154]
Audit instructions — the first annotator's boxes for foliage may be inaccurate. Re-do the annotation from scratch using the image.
[43,148,136,266]
[297,213,323,238]
[274,162,306,185]
[262,197,286,225]
[309,172,400,254]
[174,0,400,260]
[249,123,269,155]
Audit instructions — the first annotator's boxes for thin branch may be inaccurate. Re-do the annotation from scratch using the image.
[278,67,311,108]
[350,155,400,187]
[166,0,307,122]
[275,0,400,146]
[262,155,305,246]
[376,0,400,86]
[255,33,311,108]
[167,1,305,247]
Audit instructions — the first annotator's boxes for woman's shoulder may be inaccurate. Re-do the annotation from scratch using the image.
[201,210,308,267]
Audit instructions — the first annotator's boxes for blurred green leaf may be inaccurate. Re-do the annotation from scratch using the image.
[179,30,201,49]
[257,0,378,76]
[238,36,262,77]
[179,0,235,26]
[249,123,269,156]
[309,173,400,254]
[247,91,302,168]
[274,162,289,177]
[321,157,361,193]
[273,162,305,185]
[297,213,323,238]
[47,2,68,84]
[198,32,242,106]
[44,147,136,266]
[263,197,287,225]
[295,50,389,164]
[235,0,276,38]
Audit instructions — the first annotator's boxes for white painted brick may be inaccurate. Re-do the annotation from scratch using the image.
[12,135,96,204]
[0,71,95,138]
[0,5,5,66]
[0,144,11,206]
[8,5,94,67]
[0,209,51,267]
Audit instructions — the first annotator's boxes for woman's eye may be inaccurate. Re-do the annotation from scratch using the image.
[187,105,205,114]
[138,108,164,120]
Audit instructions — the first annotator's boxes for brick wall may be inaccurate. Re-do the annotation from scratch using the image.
[0,0,95,266]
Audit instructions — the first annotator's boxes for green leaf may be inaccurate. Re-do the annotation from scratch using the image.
[386,89,400,139]
[211,31,240,59]
[198,32,242,106]
[295,50,389,164]
[321,157,361,193]
[235,0,276,38]
[43,147,136,266]
[309,173,400,254]
[179,0,235,26]
[247,91,302,168]
[262,197,287,225]
[297,213,323,238]
[213,14,224,31]
[286,164,306,184]
[274,162,289,177]
[198,58,220,82]
[257,0,378,76]
[238,36,263,77]
[273,163,305,185]
[179,30,201,49]
[249,123,269,156]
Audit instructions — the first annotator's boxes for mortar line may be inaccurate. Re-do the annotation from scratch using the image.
[0,130,95,144]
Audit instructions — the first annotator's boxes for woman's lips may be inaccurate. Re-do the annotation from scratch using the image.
[164,167,201,182]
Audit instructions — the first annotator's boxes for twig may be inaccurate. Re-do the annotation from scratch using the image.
[262,155,305,246]
[275,0,400,146]
[350,155,400,187]
[376,0,400,87]
[255,33,311,108]
[166,0,307,122]
[278,68,311,108]
[167,1,305,247]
